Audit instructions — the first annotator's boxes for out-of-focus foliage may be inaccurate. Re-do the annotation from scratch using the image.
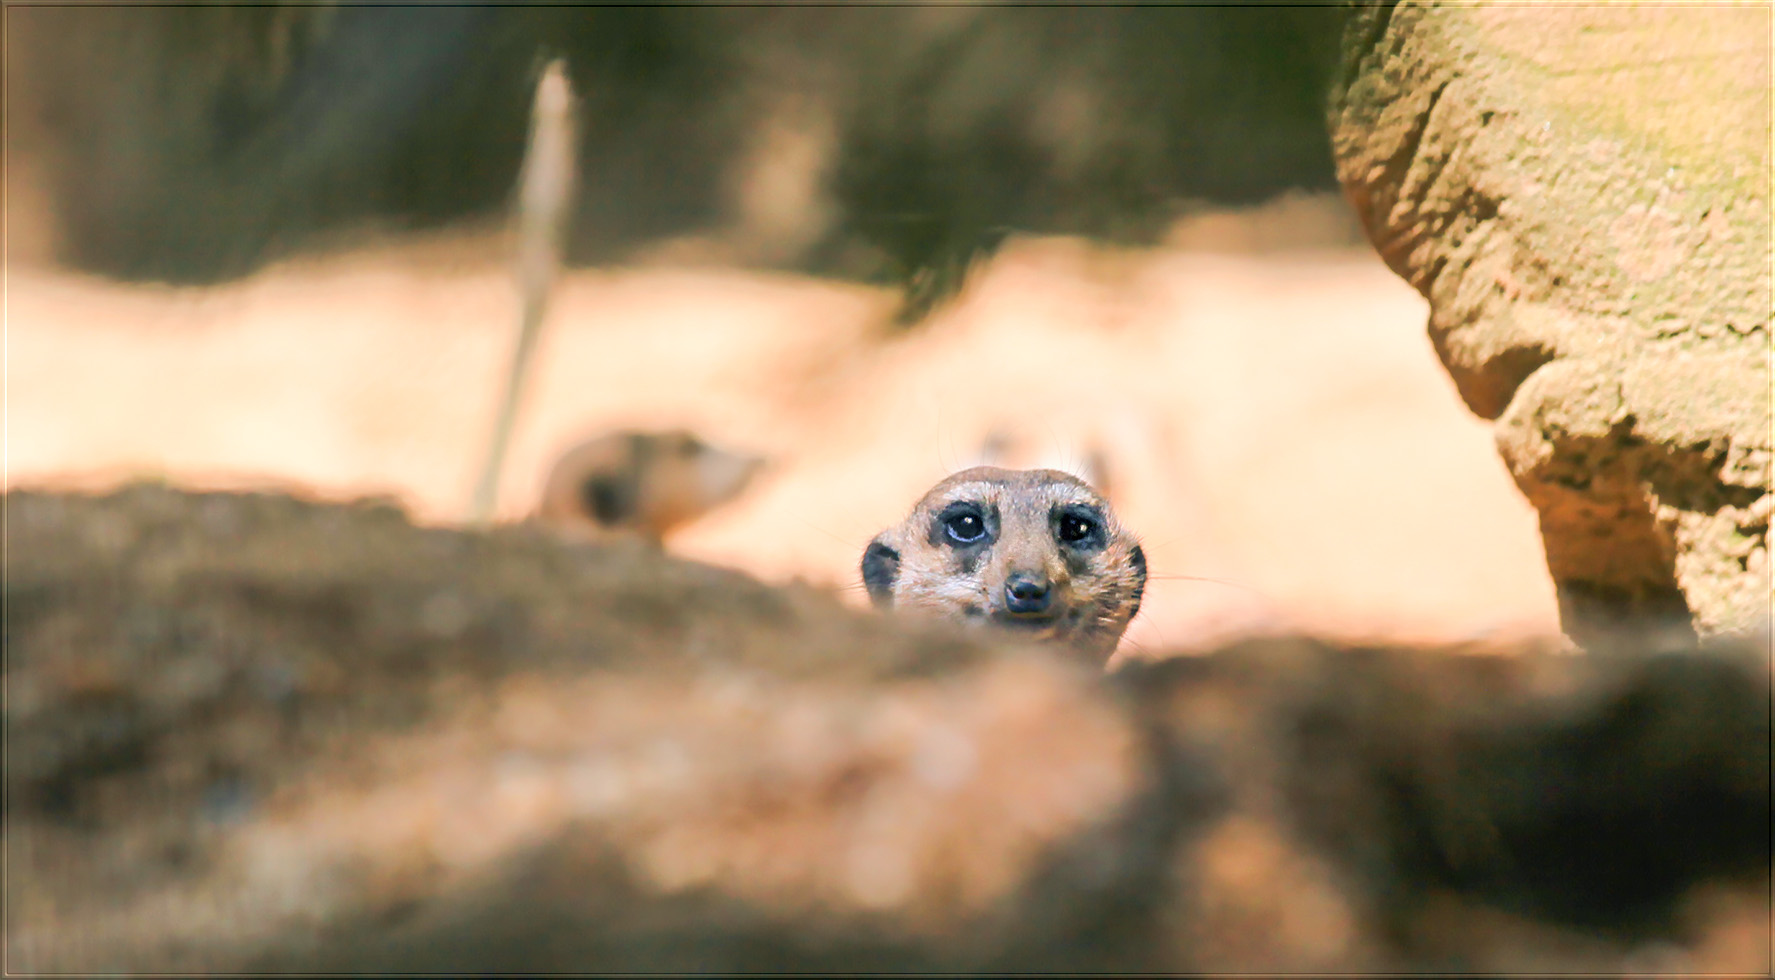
[14,4,1349,320]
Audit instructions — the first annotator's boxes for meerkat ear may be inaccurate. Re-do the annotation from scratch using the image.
[1127,543,1147,620]
[861,535,902,609]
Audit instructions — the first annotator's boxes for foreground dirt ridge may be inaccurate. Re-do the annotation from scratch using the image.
[7,485,1768,974]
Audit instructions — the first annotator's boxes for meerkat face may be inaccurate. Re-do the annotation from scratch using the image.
[862,466,1146,664]
[537,429,765,542]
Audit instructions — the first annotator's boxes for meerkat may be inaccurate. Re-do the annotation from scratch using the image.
[861,466,1147,664]
[536,429,767,545]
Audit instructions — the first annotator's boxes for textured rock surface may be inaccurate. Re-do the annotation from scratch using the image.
[1329,3,1772,645]
[6,486,1768,973]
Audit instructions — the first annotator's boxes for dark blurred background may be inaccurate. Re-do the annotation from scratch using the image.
[9,3,1349,315]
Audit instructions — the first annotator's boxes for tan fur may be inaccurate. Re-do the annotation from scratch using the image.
[863,466,1146,665]
[536,430,765,545]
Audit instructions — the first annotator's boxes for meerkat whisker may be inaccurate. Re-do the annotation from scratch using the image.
[1143,573,1260,594]
[800,521,869,551]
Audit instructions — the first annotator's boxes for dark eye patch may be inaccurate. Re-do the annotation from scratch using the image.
[1054,504,1107,551]
[582,474,637,526]
[934,501,992,548]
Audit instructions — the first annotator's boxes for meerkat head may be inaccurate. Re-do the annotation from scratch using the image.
[537,429,766,543]
[861,466,1146,664]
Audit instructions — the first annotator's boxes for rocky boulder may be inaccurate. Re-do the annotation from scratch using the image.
[1328,3,1771,645]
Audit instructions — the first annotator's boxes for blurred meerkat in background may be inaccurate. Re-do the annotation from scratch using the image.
[536,429,768,546]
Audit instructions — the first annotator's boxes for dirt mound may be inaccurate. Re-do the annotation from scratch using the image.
[8,485,1767,973]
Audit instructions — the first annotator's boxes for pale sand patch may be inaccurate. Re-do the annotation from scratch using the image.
[5,229,1559,653]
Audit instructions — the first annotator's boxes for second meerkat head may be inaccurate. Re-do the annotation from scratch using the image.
[536,429,766,544]
[861,466,1146,664]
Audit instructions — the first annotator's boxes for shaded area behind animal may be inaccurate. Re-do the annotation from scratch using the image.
[13,5,1350,320]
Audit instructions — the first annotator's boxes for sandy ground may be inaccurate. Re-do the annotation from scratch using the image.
[5,222,1561,656]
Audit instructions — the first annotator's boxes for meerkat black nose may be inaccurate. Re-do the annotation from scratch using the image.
[1004,572,1053,615]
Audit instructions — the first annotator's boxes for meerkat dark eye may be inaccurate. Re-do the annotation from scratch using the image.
[1055,505,1107,550]
[940,506,987,545]
[945,512,986,544]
